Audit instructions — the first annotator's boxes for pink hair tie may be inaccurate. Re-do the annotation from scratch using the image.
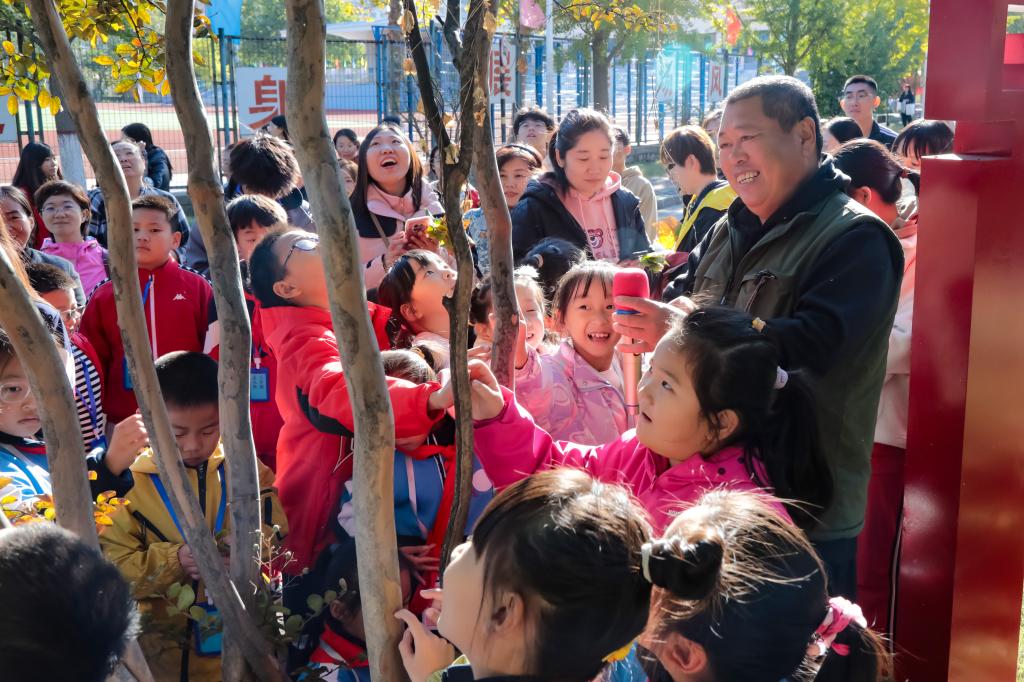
[806,597,867,658]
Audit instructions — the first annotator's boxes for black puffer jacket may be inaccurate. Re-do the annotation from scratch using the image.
[511,179,651,262]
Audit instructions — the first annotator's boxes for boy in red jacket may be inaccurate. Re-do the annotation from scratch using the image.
[80,195,212,423]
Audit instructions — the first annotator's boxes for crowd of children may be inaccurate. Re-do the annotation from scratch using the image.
[1,73,934,680]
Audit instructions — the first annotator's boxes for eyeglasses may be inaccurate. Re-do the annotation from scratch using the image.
[0,380,32,405]
[41,203,80,215]
[282,236,319,271]
[842,91,874,102]
[59,306,85,325]
[664,162,677,172]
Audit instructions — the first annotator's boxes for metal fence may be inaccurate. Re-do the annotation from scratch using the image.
[2,29,766,185]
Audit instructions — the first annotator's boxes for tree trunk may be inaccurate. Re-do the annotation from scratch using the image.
[474,6,519,389]
[164,3,267,681]
[50,79,86,186]
[24,2,283,680]
[785,0,800,75]
[591,30,611,113]
[403,0,492,570]
[284,2,406,681]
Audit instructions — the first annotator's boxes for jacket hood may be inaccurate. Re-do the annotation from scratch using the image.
[132,441,225,474]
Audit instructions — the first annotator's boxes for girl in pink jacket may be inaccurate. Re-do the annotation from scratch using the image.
[512,261,628,445]
[36,180,108,295]
[467,307,834,534]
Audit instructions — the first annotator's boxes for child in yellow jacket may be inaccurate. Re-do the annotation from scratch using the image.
[100,351,287,682]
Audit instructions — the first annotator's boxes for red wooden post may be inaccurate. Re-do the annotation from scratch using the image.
[895,2,1024,680]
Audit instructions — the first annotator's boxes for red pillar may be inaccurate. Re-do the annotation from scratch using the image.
[895,2,1024,680]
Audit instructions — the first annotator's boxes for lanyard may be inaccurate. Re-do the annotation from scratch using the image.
[141,276,157,356]
[151,466,227,538]
[74,352,103,445]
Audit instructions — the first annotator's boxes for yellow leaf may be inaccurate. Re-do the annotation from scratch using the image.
[444,144,459,165]
[399,10,416,35]
[483,12,497,34]
[43,507,56,521]
[38,89,50,109]
[1,40,14,56]
[49,96,60,116]
[93,55,114,66]
[6,95,17,117]
[0,476,11,488]
[139,78,157,94]
[114,79,135,94]
[94,513,114,525]
[88,470,98,480]
[160,79,170,97]
[0,495,16,505]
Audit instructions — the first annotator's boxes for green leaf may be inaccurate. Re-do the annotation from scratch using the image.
[188,605,207,621]
[323,590,338,604]
[306,594,324,613]
[177,584,195,612]
[7,96,18,117]
[167,583,182,600]
[284,614,303,636]
[113,78,135,94]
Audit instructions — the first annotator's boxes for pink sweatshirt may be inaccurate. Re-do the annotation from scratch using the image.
[514,340,627,445]
[40,237,108,295]
[561,172,621,261]
[474,387,788,533]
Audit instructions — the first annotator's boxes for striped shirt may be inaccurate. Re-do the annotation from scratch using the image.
[71,342,106,448]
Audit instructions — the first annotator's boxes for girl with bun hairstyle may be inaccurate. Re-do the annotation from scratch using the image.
[640,489,891,682]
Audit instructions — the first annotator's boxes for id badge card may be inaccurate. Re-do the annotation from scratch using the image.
[192,604,222,656]
[122,358,134,391]
[250,367,270,403]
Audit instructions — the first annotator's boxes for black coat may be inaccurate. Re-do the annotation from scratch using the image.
[511,179,651,262]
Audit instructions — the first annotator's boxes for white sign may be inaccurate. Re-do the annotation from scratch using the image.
[488,39,515,105]
[654,52,676,104]
[707,62,724,104]
[235,67,288,135]
[0,105,16,143]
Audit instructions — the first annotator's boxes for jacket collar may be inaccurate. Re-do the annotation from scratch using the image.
[131,441,225,474]
[558,340,624,394]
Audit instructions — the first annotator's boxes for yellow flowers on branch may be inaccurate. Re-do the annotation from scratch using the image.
[0,0,213,112]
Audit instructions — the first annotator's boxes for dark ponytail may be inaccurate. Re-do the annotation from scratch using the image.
[645,489,893,682]
[665,307,833,531]
[833,138,914,205]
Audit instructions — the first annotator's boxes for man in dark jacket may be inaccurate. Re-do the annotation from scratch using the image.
[840,74,897,149]
[614,75,903,598]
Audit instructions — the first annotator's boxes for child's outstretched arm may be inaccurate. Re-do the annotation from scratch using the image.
[468,361,636,489]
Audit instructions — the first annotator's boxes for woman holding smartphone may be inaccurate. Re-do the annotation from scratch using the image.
[350,122,449,290]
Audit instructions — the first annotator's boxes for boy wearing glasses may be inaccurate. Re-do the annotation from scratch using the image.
[839,75,897,149]
[0,324,143,503]
[80,194,213,424]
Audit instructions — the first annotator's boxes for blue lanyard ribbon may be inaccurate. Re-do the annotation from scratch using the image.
[151,466,227,538]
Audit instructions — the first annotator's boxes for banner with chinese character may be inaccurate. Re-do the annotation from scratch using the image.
[488,39,516,105]
[707,62,724,104]
[236,67,288,135]
[654,51,676,104]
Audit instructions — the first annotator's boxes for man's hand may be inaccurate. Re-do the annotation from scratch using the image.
[612,295,692,353]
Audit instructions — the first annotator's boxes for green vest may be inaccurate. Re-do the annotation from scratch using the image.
[694,192,903,540]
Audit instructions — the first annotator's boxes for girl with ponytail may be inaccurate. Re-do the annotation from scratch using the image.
[447,305,833,533]
[833,138,920,634]
[640,489,891,682]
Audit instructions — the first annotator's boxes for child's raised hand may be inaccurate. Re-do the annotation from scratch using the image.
[467,359,505,420]
[400,544,441,583]
[395,608,456,682]
[105,413,149,475]
[420,587,443,628]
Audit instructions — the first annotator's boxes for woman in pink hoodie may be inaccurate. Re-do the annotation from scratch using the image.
[453,306,833,535]
[36,180,108,295]
[348,123,451,290]
[834,139,920,634]
[511,108,650,263]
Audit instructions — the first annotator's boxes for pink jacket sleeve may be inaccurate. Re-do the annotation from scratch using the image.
[473,387,642,489]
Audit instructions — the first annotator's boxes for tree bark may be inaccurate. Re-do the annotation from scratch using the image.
[473,6,519,389]
[164,3,266,681]
[24,2,283,679]
[403,0,491,571]
[285,2,406,681]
